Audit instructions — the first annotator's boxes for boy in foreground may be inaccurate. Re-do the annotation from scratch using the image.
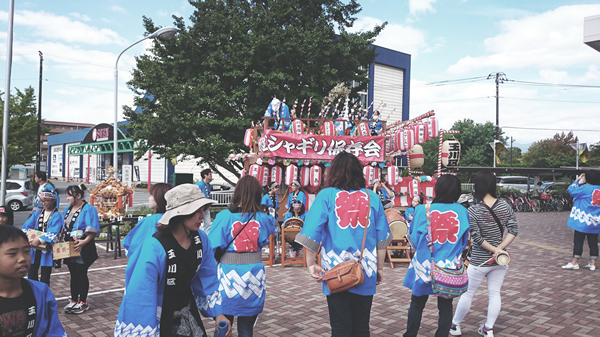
[0,226,66,337]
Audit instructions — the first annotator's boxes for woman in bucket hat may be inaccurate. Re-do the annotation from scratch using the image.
[285,180,306,211]
[209,176,276,337]
[115,184,231,337]
[22,190,63,286]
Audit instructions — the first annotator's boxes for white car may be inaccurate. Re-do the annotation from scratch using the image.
[5,179,35,211]
[496,176,535,193]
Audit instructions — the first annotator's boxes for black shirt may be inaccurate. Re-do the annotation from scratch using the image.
[0,279,37,337]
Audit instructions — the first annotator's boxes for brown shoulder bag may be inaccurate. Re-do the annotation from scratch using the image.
[323,190,371,294]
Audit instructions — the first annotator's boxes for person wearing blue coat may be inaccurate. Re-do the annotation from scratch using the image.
[22,190,63,286]
[283,200,306,257]
[285,181,306,211]
[122,183,173,288]
[0,225,67,337]
[562,170,600,271]
[115,184,230,337]
[261,182,279,221]
[209,175,276,337]
[263,97,291,131]
[61,184,101,314]
[402,175,470,337]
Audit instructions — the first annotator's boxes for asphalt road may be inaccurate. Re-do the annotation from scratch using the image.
[14,180,151,228]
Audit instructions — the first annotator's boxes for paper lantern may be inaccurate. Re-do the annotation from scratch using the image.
[420,180,436,199]
[358,122,370,137]
[363,166,381,187]
[291,119,304,134]
[260,167,270,186]
[403,129,415,151]
[309,165,322,187]
[300,166,311,187]
[410,145,424,169]
[271,166,283,185]
[386,166,401,186]
[323,121,335,136]
[395,129,405,151]
[285,165,298,186]
[386,132,396,154]
[414,122,428,144]
[249,164,269,186]
[442,138,461,167]
[244,129,254,148]
[428,117,439,139]
[394,178,411,207]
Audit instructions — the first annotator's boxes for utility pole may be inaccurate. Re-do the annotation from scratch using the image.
[510,136,514,167]
[487,72,507,168]
[36,51,43,174]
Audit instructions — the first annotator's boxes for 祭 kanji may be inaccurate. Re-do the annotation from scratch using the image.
[334,191,370,229]
[430,210,460,244]
[231,220,261,252]
[592,189,600,207]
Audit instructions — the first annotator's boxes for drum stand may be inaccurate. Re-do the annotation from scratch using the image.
[281,227,306,268]
[386,235,414,268]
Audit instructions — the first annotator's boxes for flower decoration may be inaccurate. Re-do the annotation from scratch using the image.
[283,159,291,166]
[378,163,385,168]
[297,160,304,166]
[256,158,263,165]
[324,162,331,167]
[268,158,276,165]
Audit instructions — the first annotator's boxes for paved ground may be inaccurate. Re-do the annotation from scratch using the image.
[46,211,600,336]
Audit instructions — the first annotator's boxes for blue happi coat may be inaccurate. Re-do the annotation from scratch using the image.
[61,203,100,237]
[283,211,306,222]
[295,188,392,296]
[286,190,307,210]
[122,213,162,288]
[114,230,222,336]
[28,279,68,337]
[264,100,291,131]
[209,210,275,316]
[22,209,63,267]
[403,203,470,296]
[567,182,600,234]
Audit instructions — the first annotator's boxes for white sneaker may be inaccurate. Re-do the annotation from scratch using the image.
[562,262,579,270]
[584,264,596,271]
[449,324,462,335]
[64,300,77,314]
[478,324,494,337]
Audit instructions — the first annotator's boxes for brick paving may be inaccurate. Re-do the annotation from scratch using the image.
[46,211,600,336]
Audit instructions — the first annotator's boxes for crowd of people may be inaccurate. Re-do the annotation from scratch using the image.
[2,165,600,336]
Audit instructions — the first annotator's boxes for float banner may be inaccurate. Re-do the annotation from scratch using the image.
[258,130,386,162]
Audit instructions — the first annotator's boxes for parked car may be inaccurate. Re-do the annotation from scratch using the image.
[540,182,568,194]
[6,179,34,211]
[210,183,234,206]
[496,176,535,193]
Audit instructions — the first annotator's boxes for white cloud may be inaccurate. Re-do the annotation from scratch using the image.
[447,4,600,75]
[409,0,437,16]
[0,10,128,46]
[69,13,91,22]
[349,16,427,56]
[109,5,126,13]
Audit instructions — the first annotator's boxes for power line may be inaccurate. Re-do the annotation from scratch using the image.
[506,79,600,89]
[500,96,600,104]
[503,126,600,132]
[410,96,490,105]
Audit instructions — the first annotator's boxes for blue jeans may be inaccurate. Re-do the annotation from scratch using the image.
[327,292,373,337]
[214,315,257,337]
[404,294,453,337]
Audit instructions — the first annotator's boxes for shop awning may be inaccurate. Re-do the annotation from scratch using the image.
[67,139,135,155]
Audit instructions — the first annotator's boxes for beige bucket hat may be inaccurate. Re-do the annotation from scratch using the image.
[159,184,217,225]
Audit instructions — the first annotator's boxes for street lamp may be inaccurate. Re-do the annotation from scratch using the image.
[113,27,177,180]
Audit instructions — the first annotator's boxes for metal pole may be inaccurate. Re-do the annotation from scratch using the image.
[576,138,579,170]
[1,0,15,205]
[495,73,500,143]
[36,52,43,174]
[510,136,513,167]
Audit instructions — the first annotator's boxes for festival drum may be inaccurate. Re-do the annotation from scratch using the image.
[282,217,304,242]
[385,208,408,239]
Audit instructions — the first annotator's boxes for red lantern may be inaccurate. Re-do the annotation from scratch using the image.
[300,166,311,187]
[260,167,270,186]
[363,166,381,187]
[395,129,405,151]
[249,164,263,179]
[322,121,335,136]
[428,117,439,139]
[420,179,436,200]
[414,122,428,144]
[271,166,283,185]
[409,177,420,199]
[386,166,401,186]
[244,129,254,148]
[410,144,424,169]
[291,119,304,134]
[403,129,415,151]
[358,122,370,137]
[393,178,411,207]
[386,133,396,154]
[285,165,298,186]
[310,165,322,187]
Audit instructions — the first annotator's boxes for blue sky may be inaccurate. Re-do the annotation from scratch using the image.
[1,0,599,151]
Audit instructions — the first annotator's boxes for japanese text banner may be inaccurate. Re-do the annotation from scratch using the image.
[258,130,386,162]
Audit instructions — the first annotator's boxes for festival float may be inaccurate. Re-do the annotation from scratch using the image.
[229,96,461,266]
[89,166,134,219]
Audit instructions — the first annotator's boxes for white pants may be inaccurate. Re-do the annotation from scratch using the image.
[201,209,212,234]
[452,264,508,329]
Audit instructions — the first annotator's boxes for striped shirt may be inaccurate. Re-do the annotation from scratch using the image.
[468,199,518,267]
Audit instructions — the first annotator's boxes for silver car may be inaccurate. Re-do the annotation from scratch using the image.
[6,179,34,211]
[496,176,535,193]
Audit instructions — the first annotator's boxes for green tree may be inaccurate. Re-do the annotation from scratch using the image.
[498,146,522,165]
[0,87,44,170]
[123,0,385,185]
[521,132,577,168]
